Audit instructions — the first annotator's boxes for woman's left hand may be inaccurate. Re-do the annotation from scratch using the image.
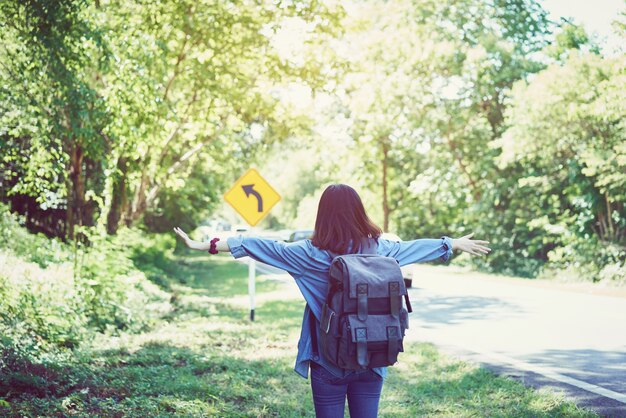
[452,232,491,256]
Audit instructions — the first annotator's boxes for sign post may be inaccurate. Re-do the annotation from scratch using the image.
[248,258,256,321]
[224,168,281,321]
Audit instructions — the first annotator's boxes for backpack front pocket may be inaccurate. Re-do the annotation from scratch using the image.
[337,316,357,369]
[346,314,404,368]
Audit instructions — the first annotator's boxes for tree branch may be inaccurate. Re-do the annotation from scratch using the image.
[145,126,226,206]
[157,90,202,167]
[163,36,189,101]
[444,119,481,201]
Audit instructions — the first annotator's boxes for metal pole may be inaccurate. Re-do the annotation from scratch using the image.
[248,258,255,321]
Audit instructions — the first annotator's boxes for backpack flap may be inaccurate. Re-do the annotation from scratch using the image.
[341,256,407,317]
[344,256,406,298]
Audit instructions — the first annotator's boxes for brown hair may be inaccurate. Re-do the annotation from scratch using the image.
[311,184,382,254]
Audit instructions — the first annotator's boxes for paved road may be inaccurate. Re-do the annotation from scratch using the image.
[239,258,626,416]
[405,264,626,417]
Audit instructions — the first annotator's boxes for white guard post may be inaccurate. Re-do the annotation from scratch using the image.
[248,258,256,321]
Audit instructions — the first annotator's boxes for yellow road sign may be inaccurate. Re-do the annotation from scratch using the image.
[224,168,281,226]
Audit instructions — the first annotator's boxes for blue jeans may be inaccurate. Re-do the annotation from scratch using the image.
[310,362,384,418]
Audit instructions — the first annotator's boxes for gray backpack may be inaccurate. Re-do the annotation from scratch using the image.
[314,239,412,369]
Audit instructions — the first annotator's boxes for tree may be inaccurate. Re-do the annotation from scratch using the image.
[1,0,346,239]
[96,0,344,233]
[0,0,109,242]
[338,0,550,235]
[495,51,625,276]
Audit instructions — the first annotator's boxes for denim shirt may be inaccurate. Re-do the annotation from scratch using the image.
[227,235,453,380]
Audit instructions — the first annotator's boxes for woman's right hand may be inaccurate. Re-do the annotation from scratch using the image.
[452,232,491,256]
[173,227,195,249]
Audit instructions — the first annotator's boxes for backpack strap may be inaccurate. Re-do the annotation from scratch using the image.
[404,294,413,313]
[355,327,369,367]
[360,237,377,254]
[387,326,399,364]
[389,281,400,318]
[318,303,333,359]
[309,305,319,358]
[325,237,378,259]
[357,283,368,321]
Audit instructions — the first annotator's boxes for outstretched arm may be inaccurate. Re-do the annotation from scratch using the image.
[173,227,231,252]
[172,227,314,276]
[378,232,490,266]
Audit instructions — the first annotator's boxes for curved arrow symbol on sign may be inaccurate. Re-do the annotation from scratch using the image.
[242,184,263,212]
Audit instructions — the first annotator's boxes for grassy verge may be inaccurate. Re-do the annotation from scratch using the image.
[2,250,597,417]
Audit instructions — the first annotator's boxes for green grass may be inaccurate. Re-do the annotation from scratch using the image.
[1,250,597,417]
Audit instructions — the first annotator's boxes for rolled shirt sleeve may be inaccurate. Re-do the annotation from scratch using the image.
[377,236,453,266]
[227,235,314,277]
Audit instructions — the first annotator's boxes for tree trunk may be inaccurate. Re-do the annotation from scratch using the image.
[125,168,149,227]
[66,142,85,241]
[382,137,390,232]
[106,156,128,234]
[445,121,481,202]
[605,192,615,241]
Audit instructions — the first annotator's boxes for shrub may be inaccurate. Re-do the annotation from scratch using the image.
[0,204,71,267]
[543,235,626,283]
[0,251,88,362]
[71,227,173,333]
[0,203,172,364]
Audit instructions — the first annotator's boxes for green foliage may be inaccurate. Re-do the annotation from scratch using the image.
[251,0,625,283]
[143,157,224,234]
[545,22,600,61]
[0,204,71,267]
[0,203,171,368]
[0,0,623,302]
[115,227,182,290]
[0,256,89,354]
[0,0,109,204]
[76,228,172,333]
[4,1,620,412]
[488,52,626,280]
[1,0,346,238]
